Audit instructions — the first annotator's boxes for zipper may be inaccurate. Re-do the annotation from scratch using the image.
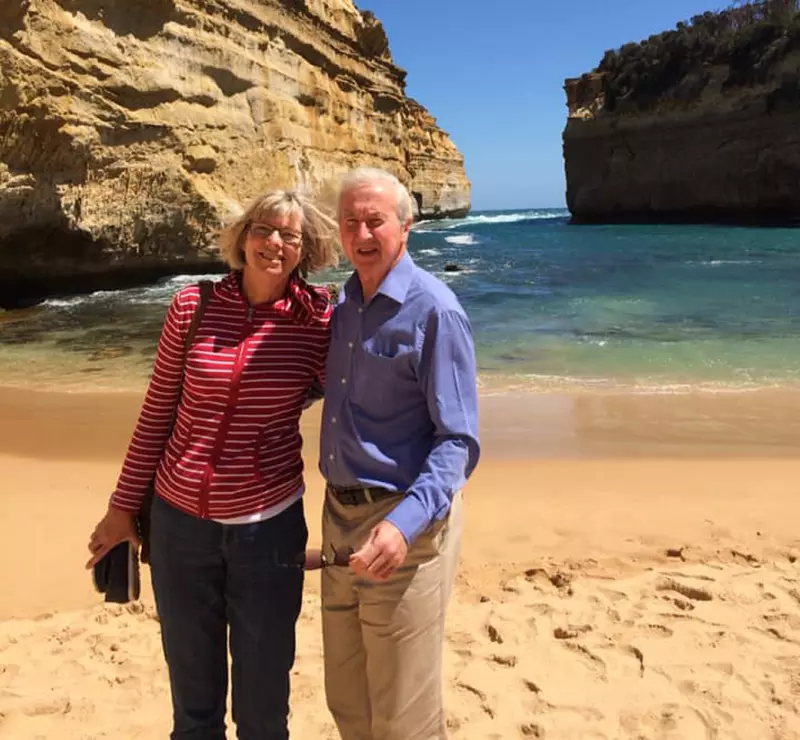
[197,304,254,518]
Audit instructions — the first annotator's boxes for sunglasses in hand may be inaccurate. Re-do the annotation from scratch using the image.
[304,545,354,570]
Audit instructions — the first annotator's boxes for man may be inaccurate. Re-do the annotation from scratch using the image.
[319,167,480,740]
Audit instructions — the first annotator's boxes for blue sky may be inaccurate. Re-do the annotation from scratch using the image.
[360,0,728,211]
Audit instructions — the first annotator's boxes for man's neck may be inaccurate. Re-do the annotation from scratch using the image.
[359,277,380,304]
[357,250,405,304]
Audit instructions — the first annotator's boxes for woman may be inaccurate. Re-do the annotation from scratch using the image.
[86,189,338,739]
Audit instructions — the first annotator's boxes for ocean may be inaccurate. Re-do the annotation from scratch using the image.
[2,209,800,393]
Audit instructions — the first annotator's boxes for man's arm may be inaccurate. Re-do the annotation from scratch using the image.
[384,309,481,544]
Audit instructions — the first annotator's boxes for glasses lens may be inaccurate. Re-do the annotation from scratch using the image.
[249,224,301,245]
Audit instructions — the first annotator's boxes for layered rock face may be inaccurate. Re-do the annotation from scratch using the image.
[0,0,469,306]
[563,53,800,224]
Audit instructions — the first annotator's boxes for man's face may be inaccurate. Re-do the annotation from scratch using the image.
[339,182,410,289]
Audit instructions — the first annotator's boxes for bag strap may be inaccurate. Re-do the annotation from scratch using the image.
[184,280,214,353]
[169,280,213,431]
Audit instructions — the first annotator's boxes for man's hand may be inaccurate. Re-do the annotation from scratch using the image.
[86,507,140,569]
[349,520,408,581]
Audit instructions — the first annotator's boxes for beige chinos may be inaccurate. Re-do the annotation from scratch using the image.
[321,490,463,740]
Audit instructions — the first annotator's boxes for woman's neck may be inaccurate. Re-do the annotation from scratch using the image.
[241,269,289,306]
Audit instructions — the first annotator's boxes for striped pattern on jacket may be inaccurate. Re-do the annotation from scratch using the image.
[110,271,331,519]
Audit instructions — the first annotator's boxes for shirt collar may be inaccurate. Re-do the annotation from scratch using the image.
[343,251,415,306]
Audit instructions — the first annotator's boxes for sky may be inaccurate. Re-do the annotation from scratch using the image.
[359,0,732,211]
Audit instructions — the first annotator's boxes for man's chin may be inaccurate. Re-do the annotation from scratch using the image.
[353,254,383,272]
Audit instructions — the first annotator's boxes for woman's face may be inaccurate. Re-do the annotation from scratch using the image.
[242,211,303,280]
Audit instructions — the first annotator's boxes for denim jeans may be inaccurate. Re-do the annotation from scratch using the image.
[150,494,308,740]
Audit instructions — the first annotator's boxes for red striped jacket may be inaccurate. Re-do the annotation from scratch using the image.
[110,272,332,519]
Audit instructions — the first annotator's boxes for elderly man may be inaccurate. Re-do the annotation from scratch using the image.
[318,167,480,740]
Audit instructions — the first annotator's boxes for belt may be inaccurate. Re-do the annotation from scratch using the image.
[326,482,399,507]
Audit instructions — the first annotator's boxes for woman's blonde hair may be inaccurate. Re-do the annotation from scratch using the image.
[217,189,339,276]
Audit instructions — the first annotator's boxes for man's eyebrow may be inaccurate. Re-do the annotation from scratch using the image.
[342,210,385,219]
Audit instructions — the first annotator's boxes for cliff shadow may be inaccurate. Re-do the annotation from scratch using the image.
[54,0,176,40]
[412,191,423,216]
[0,0,30,37]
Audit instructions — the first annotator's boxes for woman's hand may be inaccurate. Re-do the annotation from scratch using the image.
[85,507,140,569]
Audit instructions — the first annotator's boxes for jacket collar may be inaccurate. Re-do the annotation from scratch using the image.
[217,270,320,326]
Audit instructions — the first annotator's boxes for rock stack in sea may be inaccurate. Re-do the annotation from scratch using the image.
[562,3,800,225]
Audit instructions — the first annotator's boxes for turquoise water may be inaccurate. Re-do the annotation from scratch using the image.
[2,209,800,391]
[407,211,800,389]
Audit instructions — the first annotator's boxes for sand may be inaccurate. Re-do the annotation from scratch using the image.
[2,387,800,738]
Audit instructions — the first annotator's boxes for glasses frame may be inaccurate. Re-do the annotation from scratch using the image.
[247,221,303,247]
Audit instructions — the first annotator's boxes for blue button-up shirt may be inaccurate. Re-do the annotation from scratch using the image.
[319,251,480,544]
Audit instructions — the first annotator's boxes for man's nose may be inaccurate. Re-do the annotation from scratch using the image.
[355,222,371,241]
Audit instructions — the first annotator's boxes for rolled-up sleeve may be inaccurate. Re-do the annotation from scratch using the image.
[384,310,480,543]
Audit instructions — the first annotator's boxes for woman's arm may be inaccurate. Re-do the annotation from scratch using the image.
[109,290,194,512]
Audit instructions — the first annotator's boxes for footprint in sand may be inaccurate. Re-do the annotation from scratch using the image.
[489,653,517,668]
[485,622,503,644]
[559,642,607,679]
[446,629,476,658]
[0,664,20,685]
[525,616,541,636]
[636,623,674,638]
[622,703,717,740]
[20,697,72,717]
[454,681,495,718]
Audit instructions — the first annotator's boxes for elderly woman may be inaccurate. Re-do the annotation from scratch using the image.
[86,189,338,740]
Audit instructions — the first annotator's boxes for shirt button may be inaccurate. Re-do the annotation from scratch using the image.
[328,453,334,461]
[348,341,354,349]
[358,307,363,314]
[341,377,347,384]
[332,417,337,424]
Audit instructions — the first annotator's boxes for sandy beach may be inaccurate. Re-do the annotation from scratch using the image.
[2,386,800,738]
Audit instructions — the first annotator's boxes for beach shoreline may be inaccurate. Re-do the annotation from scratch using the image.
[3,384,800,737]
[3,382,800,463]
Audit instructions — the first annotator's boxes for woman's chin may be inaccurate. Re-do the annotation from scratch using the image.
[247,263,286,277]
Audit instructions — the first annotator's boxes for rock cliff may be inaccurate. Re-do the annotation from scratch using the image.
[0,0,470,307]
[562,13,800,225]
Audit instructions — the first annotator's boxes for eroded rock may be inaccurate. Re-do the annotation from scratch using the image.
[0,0,470,306]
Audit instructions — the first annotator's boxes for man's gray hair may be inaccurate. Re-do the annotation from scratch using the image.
[337,167,414,224]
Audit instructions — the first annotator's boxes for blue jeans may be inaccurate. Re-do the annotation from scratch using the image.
[150,495,308,740]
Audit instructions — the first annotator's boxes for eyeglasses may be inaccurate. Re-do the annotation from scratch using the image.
[248,222,303,246]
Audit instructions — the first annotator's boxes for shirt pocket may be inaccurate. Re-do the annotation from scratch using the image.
[351,348,415,409]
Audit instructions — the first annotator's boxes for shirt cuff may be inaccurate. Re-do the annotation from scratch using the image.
[384,495,432,545]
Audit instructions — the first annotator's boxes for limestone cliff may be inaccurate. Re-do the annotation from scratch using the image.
[0,0,470,307]
[563,14,800,224]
